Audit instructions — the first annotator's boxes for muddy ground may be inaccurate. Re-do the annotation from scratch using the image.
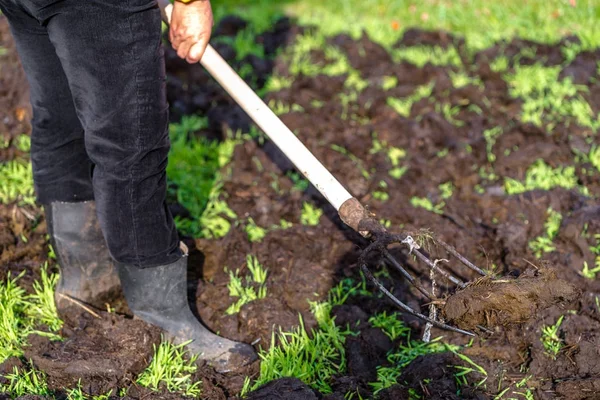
[1,12,600,400]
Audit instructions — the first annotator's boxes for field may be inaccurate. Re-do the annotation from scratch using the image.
[1,0,600,399]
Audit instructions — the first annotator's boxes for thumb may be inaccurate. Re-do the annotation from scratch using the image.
[187,40,209,63]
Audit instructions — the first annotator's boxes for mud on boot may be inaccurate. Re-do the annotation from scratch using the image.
[117,254,258,374]
[45,201,122,313]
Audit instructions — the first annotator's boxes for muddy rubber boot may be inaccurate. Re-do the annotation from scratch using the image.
[45,201,122,312]
[117,255,258,374]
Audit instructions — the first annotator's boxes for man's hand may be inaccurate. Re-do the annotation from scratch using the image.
[169,0,213,64]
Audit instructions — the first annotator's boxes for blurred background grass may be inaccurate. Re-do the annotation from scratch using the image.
[213,0,600,50]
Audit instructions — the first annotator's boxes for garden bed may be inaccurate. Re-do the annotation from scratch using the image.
[1,9,600,400]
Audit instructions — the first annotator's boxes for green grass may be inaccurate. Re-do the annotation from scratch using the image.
[387,82,434,118]
[225,255,268,315]
[300,201,323,226]
[392,45,462,67]
[541,315,564,359]
[505,64,598,130]
[167,116,239,239]
[1,366,51,397]
[241,279,368,395]
[0,264,62,364]
[504,159,580,195]
[136,339,201,397]
[286,0,600,52]
[368,311,410,341]
[245,217,267,242]
[66,383,112,400]
[410,196,444,215]
[580,258,600,279]
[0,159,35,206]
[590,145,600,173]
[370,338,458,394]
[528,208,562,258]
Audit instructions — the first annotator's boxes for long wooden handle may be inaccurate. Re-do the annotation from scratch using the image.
[159,2,354,211]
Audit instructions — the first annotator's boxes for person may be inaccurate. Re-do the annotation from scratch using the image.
[0,0,257,373]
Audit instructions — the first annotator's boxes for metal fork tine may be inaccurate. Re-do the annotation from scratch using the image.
[412,249,466,288]
[360,264,476,337]
[435,239,487,276]
[383,249,434,300]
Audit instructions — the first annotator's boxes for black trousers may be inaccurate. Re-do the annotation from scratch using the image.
[0,0,182,268]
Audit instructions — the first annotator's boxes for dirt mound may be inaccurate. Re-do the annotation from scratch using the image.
[24,311,160,395]
[443,268,579,331]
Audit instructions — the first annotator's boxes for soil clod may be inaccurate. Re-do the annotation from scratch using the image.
[442,268,579,331]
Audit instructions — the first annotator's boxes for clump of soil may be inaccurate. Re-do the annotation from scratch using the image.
[2,10,600,400]
[443,268,579,331]
[24,311,161,395]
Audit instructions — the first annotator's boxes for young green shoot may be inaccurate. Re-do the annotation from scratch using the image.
[504,159,579,195]
[1,366,51,397]
[529,208,562,258]
[368,311,410,341]
[541,315,564,359]
[381,75,398,91]
[373,180,390,202]
[0,160,35,206]
[301,201,323,226]
[589,145,600,173]
[0,265,62,364]
[136,339,201,397]
[447,346,488,388]
[410,196,444,215]
[387,82,434,118]
[246,217,267,242]
[242,310,348,395]
[580,259,600,279]
[483,126,503,163]
[225,255,268,315]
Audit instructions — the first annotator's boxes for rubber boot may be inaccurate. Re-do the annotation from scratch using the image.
[117,255,258,373]
[45,201,122,312]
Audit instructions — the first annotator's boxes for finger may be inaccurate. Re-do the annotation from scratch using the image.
[169,24,177,48]
[176,39,194,60]
[186,36,209,64]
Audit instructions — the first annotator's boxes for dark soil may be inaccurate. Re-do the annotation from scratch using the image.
[24,311,161,395]
[2,11,600,400]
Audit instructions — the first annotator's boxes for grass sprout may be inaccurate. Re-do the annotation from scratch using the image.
[483,126,503,163]
[589,145,600,173]
[246,217,267,242]
[504,159,579,195]
[300,201,323,226]
[447,347,488,388]
[1,366,50,397]
[528,208,562,258]
[225,255,268,315]
[370,338,456,395]
[0,265,62,364]
[580,258,600,279]
[387,82,434,118]
[167,116,238,238]
[392,45,461,68]
[410,196,444,215]
[242,314,347,395]
[0,160,35,206]
[137,339,201,397]
[368,311,410,341]
[541,315,564,359]
[505,64,598,129]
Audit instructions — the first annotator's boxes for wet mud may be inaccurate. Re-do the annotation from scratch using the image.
[1,13,600,400]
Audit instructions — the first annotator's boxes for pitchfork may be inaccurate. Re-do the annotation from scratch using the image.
[160,2,488,337]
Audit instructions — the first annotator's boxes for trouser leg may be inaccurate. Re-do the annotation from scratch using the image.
[41,0,181,267]
[0,1,94,203]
